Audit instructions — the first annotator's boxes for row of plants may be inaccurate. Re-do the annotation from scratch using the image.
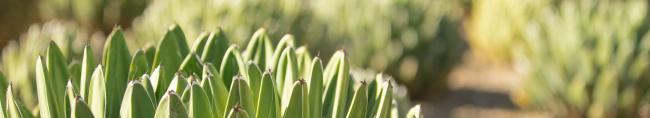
[470,0,650,117]
[0,25,422,117]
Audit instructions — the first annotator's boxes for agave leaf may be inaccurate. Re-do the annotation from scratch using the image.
[7,84,34,118]
[271,35,295,70]
[0,72,8,103]
[191,32,210,56]
[181,82,214,118]
[128,49,150,80]
[201,29,229,68]
[282,80,309,118]
[102,28,131,118]
[166,73,188,97]
[256,71,279,118]
[143,46,156,66]
[295,46,312,75]
[68,62,82,92]
[154,91,188,118]
[322,50,350,118]
[151,27,188,100]
[139,75,157,105]
[80,45,95,99]
[46,42,70,91]
[345,81,368,118]
[179,53,203,76]
[307,58,323,118]
[246,62,262,105]
[65,81,78,118]
[169,25,190,56]
[277,47,298,98]
[120,81,155,118]
[87,66,105,118]
[225,76,255,118]
[406,104,422,118]
[244,28,274,69]
[374,82,393,118]
[220,45,245,89]
[227,105,250,118]
[35,56,65,118]
[367,75,385,117]
[71,96,94,118]
[201,64,228,118]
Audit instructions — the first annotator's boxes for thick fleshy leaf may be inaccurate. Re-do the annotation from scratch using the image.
[271,34,295,70]
[35,56,65,118]
[220,45,245,89]
[295,46,312,75]
[80,45,95,99]
[102,28,131,118]
[169,25,190,57]
[373,82,393,118]
[247,62,262,104]
[307,58,323,118]
[277,47,298,98]
[46,42,70,90]
[166,73,188,97]
[179,53,203,76]
[345,81,368,118]
[191,32,210,55]
[7,84,34,118]
[120,81,155,118]
[255,71,279,118]
[201,29,229,68]
[201,64,228,118]
[225,76,255,118]
[87,66,105,118]
[406,104,422,118]
[71,97,94,118]
[151,27,185,100]
[322,50,350,118]
[244,28,274,69]
[128,49,149,80]
[139,75,157,105]
[282,80,309,118]
[181,83,214,118]
[227,105,250,118]
[153,91,188,118]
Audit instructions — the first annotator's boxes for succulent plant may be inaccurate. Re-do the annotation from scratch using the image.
[0,25,421,117]
[470,0,650,117]
[130,0,467,100]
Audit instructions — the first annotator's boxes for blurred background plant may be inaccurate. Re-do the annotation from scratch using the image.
[38,0,149,31]
[469,0,650,117]
[0,21,105,109]
[129,0,469,100]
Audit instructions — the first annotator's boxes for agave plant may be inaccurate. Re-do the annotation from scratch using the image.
[0,25,422,118]
[130,0,467,100]
[470,0,650,117]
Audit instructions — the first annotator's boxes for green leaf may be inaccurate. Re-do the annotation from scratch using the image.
[102,28,131,118]
[128,49,150,80]
[139,75,157,105]
[307,58,323,118]
[322,50,350,118]
[120,81,155,118]
[191,32,210,56]
[201,64,228,118]
[151,27,185,100]
[220,45,245,89]
[256,71,279,118]
[179,53,203,76]
[71,97,94,118]
[46,42,70,90]
[169,25,190,57]
[201,29,229,68]
[282,80,309,118]
[181,83,214,118]
[345,81,368,118]
[65,81,78,118]
[154,91,188,118]
[87,66,105,118]
[244,28,274,69]
[373,82,393,118]
[277,47,298,98]
[35,56,65,118]
[225,76,255,118]
[247,62,262,105]
[166,73,188,97]
[0,71,9,104]
[271,34,295,70]
[295,46,312,75]
[6,84,34,118]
